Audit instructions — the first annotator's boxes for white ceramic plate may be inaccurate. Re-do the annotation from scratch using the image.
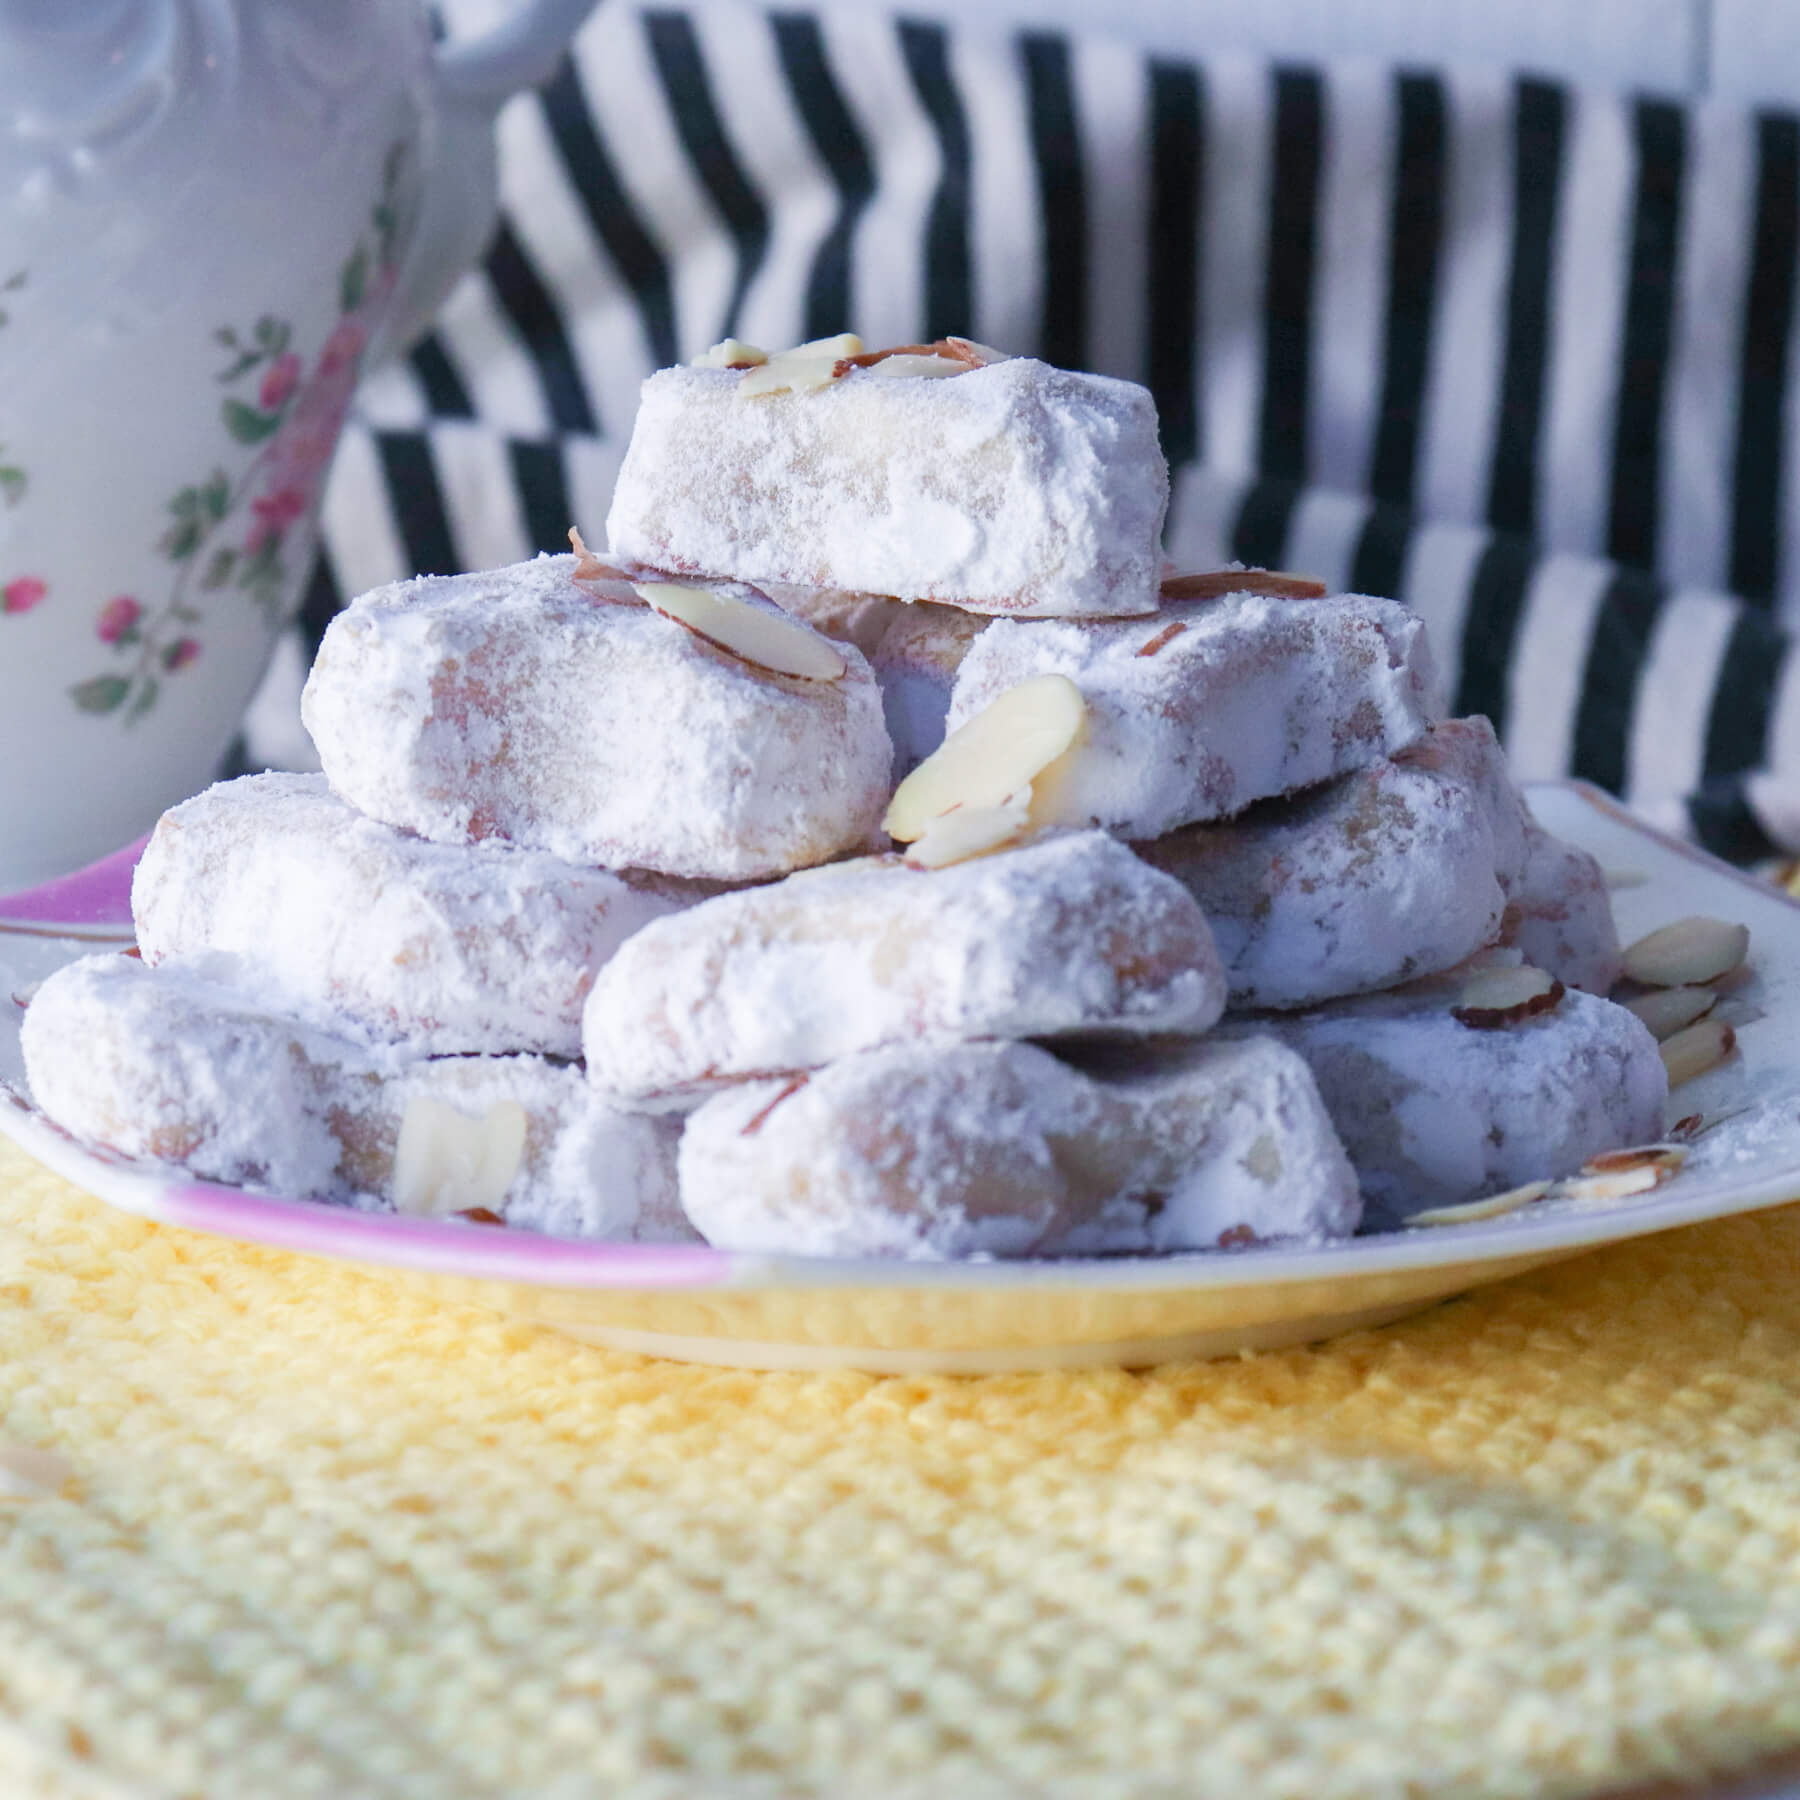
[3,784,1797,1374]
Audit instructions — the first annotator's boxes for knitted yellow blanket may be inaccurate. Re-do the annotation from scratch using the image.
[3,1133,1800,1800]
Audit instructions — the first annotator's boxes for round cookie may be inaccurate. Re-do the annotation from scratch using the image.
[1140,717,1532,1009]
[584,830,1227,1107]
[947,591,1440,839]
[606,352,1168,618]
[1228,973,1667,1225]
[301,554,893,880]
[21,952,689,1242]
[677,1036,1360,1259]
[134,772,714,1057]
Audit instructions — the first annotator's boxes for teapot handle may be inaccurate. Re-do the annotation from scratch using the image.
[378,0,599,358]
[436,0,602,103]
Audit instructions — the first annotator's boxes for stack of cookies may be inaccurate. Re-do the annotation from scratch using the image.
[21,334,1677,1256]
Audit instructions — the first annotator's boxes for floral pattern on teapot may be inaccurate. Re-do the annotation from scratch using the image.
[0,270,37,617]
[61,141,416,723]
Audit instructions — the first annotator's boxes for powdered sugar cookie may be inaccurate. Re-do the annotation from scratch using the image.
[607,347,1167,617]
[585,830,1225,1107]
[1500,824,1623,993]
[134,772,714,1057]
[759,584,906,658]
[678,1036,1359,1259]
[1228,974,1666,1224]
[1139,718,1531,1009]
[866,600,991,774]
[20,953,688,1241]
[947,591,1440,839]
[302,554,892,880]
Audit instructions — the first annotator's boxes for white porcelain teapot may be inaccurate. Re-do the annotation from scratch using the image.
[0,0,594,893]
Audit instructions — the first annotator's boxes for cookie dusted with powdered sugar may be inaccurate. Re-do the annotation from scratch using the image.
[677,1037,1360,1259]
[1225,974,1666,1225]
[21,953,689,1241]
[1500,824,1623,993]
[946,592,1440,839]
[1139,718,1532,1009]
[301,555,892,881]
[133,773,715,1058]
[865,601,992,775]
[607,348,1167,617]
[584,830,1225,1107]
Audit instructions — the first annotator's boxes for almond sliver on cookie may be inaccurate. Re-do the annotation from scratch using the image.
[903,790,1033,869]
[392,1097,528,1219]
[635,582,847,682]
[883,674,1086,842]
[737,333,864,397]
[1159,569,1328,602]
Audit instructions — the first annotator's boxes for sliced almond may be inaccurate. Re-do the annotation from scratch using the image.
[738,356,841,398]
[944,336,1009,366]
[1560,1163,1668,1201]
[740,1074,810,1137]
[1136,621,1189,658]
[835,338,998,374]
[634,582,847,682]
[392,1097,528,1219]
[1451,964,1564,1029]
[737,333,864,398]
[1668,1112,1705,1141]
[1159,569,1328,602]
[790,332,865,358]
[1410,1180,1552,1226]
[567,525,631,585]
[1580,1143,1687,1179]
[866,353,969,380]
[1659,1017,1737,1088]
[883,674,1086,842]
[0,1443,73,1501]
[904,790,1033,869]
[1620,916,1750,987]
[1622,985,1718,1041]
[690,338,768,369]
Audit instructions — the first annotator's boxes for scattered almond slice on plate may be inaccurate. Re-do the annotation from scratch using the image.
[884,674,1086,845]
[392,1097,528,1219]
[1409,1181,1552,1227]
[1659,1017,1737,1087]
[1622,985,1718,1041]
[634,582,847,682]
[1561,1142,1686,1200]
[1620,915,1749,987]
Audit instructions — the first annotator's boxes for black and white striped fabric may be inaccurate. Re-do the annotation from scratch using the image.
[254,0,1800,861]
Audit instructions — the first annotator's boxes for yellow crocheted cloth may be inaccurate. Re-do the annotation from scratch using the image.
[4,1135,1800,1799]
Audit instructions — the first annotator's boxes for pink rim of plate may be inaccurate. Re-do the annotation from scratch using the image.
[0,836,145,933]
[162,1177,734,1285]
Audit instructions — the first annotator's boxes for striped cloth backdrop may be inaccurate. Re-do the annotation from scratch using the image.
[251,0,1800,861]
